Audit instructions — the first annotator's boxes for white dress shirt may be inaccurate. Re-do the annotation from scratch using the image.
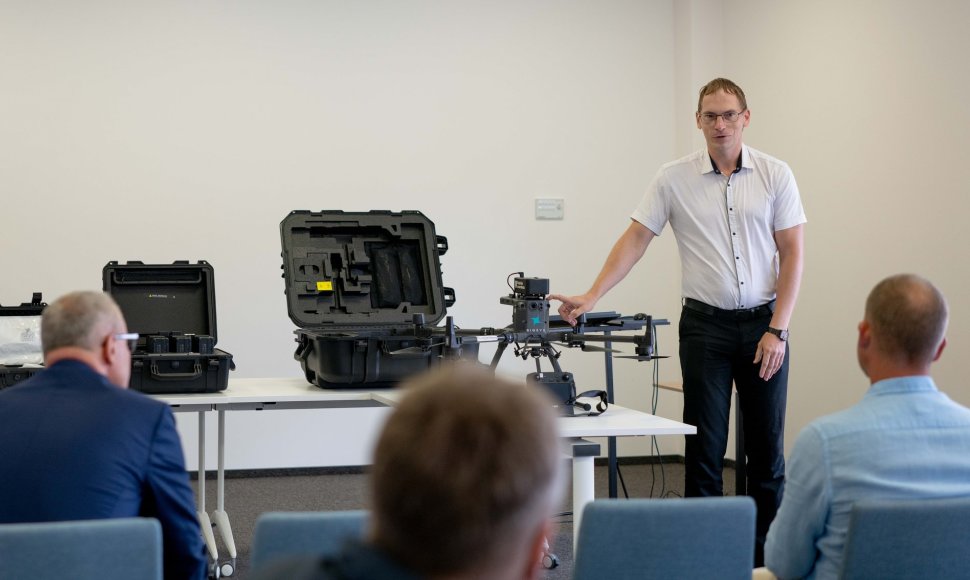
[632,145,806,310]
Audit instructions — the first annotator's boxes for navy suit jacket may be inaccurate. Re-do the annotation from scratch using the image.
[0,360,207,580]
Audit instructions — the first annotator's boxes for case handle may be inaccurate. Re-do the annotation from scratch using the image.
[442,287,456,308]
[150,361,203,381]
[436,235,449,256]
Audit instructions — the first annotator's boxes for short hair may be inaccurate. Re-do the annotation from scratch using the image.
[865,274,948,365]
[369,363,563,576]
[41,291,124,354]
[697,77,748,112]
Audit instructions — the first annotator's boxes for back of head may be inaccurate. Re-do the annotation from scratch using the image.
[369,363,563,577]
[697,77,748,112]
[865,274,948,365]
[41,291,123,355]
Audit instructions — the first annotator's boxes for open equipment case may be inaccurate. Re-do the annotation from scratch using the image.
[0,293,46,389]
[103,260,234,394]
[280,210,479,388]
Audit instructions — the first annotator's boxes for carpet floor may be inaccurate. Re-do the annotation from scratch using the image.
[191,459,737,579]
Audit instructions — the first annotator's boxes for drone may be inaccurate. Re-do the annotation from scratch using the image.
[391,274,667,415]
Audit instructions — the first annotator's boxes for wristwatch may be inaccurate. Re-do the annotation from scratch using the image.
[766,327,789,341]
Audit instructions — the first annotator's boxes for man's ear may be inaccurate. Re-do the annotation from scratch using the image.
[933,337,947,362]
[101,334,118,367]
[857,320,871,349]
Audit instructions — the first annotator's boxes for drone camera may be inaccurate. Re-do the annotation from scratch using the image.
[513,277,550,298]
[502,276,551,334]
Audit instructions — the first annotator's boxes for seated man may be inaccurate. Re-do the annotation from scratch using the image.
[0,291,207,580]
[764,274,970,579]
[252,363,564,580]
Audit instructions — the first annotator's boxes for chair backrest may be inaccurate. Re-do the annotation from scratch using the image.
[840,496,970,580]
[251,510,369,571]
[0,517,162,580]
[575,497,756,580]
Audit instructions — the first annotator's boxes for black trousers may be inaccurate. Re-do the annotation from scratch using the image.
[679,304,787,566]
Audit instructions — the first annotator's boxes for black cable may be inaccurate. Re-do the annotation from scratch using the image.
[617,463,630,498]
[506,271,523,292]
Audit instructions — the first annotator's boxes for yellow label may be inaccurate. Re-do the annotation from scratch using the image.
[316,281,333,292]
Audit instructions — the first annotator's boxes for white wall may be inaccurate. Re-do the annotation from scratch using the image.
[1,0,681,467]
[5,0,966,468]
[720,0,970,454]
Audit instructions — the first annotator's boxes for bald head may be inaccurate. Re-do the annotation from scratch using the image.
[865,274,948,366]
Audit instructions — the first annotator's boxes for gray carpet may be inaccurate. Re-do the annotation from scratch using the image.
[192,459,736,579]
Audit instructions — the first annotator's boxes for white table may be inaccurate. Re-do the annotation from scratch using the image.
[158,378,695,575]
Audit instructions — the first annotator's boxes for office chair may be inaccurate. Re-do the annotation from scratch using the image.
[840,496,970,579]
[0,517,162,580]
[250,510,368,572]
[575,497,756,580]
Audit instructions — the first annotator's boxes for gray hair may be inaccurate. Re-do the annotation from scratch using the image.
[41,291,124,354]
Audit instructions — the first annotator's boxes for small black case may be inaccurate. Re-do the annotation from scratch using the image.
[103,261,234,394]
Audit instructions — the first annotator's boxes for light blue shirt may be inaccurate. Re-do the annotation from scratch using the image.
[765,376,970,579]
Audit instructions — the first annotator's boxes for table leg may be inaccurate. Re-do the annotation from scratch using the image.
[569,438,602,551]
[213,408,237,576]
[197,412,218,562]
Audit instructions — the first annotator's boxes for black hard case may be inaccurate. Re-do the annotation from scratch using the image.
[281,210,478,388]
[103,261,234,394]
[0,293,46,389]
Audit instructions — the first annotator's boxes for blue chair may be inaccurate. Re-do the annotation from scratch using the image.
[840,496,970,579]
[251,510,369,571]
[575,497,756,580]
[0,517,162,580]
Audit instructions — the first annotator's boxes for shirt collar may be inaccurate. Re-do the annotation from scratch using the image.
[701,146,748,175]
[866,375,939,397]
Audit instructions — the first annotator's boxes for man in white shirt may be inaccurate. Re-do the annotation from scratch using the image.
[551,78,806,565]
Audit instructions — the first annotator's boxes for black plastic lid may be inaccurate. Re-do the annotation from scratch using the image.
[0,293,46,316]
[102,261,218,342]
[280,210,453,328]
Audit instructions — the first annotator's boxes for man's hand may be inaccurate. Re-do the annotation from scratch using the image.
[754,332,787,380]
[547,293,598,326]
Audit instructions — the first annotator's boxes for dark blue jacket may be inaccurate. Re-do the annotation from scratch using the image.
[0,359,207,580]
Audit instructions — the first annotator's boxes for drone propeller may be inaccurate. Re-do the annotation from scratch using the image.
[552,342,619,354]
[615,354,670,362]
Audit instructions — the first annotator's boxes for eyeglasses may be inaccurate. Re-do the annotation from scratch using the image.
[699,109,746,125]
[113,333,140,352]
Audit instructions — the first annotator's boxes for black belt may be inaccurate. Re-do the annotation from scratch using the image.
[682,297,775,321]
